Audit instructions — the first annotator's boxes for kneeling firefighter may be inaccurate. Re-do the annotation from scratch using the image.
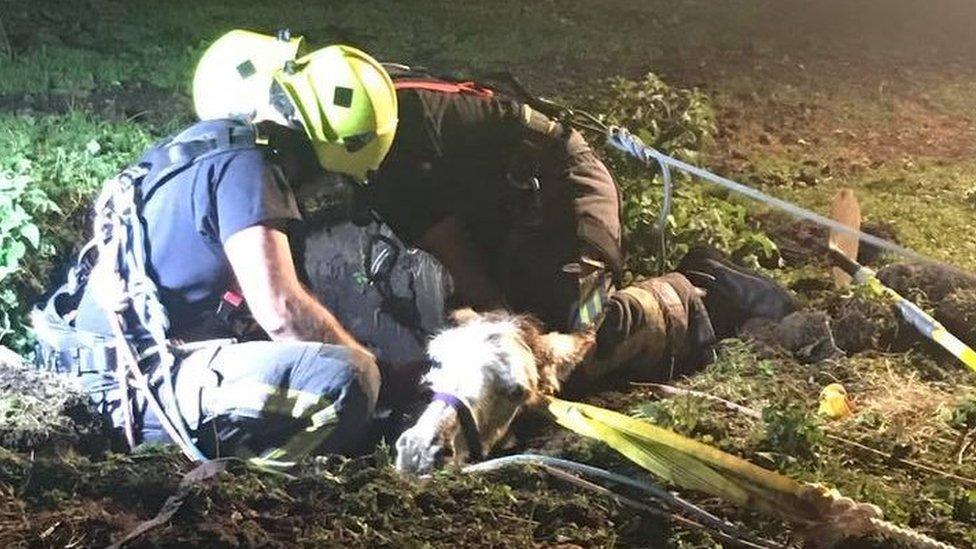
[194,30,797,388]
[32,32,405,465]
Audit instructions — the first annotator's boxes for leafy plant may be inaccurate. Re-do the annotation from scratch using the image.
[588,72,716,172]
[0,112,153,351]
[584,73,778,275]
[949,396,976,432]
[0,173,59,348]
[760,406,824,462]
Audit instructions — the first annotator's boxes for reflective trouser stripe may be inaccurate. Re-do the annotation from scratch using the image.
[175,341,377,467]
[251,405,341,469]
[209,381,334,420]
[207,381,343,468]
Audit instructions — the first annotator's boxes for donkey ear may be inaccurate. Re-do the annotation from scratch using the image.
[449,307,480,326]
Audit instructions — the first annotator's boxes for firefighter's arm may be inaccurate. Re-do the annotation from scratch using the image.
[224,224,374,358]
[419,215,505,310]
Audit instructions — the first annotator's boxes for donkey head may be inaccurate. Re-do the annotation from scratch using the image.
[395,309,593,474]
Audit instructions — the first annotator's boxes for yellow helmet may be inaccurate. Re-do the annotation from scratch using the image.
[272,45,398,182]
[193,29,304,120]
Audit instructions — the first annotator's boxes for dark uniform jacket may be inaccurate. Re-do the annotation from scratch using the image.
[363,85,621,330]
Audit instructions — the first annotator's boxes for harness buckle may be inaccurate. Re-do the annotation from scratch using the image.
[215,291,245,323]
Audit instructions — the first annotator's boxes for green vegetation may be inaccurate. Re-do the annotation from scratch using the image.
[759,406,823,463]
[0,113,153,350]
[950,395,976,432]
[587,73,779,274]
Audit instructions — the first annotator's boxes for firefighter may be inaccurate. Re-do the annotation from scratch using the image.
[33,33,402,465]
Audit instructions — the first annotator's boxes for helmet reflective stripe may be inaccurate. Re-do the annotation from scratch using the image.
[193,29,304,120]
[272,45,398,182]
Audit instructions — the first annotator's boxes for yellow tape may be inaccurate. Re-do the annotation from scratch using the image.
[932,328,976,373]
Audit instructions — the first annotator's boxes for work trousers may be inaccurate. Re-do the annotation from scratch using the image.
[170,341,380,466]
[85,340,379,466]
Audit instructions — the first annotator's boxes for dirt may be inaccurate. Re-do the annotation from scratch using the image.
[878,262,976,304]
[758,214,903,269]
[804,261,976,357]
[0,83,192,127]
[826,296,905,355]
[739,311,842,363]
[937,289,976,346]
[710,76,976,176]
[0,445,657,548]
[0,348,119,456]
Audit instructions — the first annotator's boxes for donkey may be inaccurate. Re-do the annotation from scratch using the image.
[395,308,594,474]
[299,215,594,473]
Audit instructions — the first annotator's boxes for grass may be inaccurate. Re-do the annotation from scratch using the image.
[730,154,976,270]
[636,344,976,546]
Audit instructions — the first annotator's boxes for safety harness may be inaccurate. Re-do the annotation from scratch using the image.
[385,63,496,98]
[32,119,260,461]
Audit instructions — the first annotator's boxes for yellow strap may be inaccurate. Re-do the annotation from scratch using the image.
[931,328,976,373]
[545,396,815,522]
[866,272,976,374]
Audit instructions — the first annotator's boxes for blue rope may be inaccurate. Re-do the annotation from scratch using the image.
[605,126,930,263]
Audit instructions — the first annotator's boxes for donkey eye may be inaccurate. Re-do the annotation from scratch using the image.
[434,445,455,461]
[505,384,527,400]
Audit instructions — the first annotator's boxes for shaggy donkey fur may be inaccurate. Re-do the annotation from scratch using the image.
[395,309,593,474]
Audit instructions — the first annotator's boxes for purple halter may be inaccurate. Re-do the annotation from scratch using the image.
[431,392,485,461]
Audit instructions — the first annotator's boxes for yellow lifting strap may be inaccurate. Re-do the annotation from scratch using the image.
[545,396,819,522]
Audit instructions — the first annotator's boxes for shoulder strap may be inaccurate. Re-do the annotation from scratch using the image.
[166,118,259,163]
[38,119,259,328]
[394,78,494,98]
[142,119,259,200]
[384,62,495,98]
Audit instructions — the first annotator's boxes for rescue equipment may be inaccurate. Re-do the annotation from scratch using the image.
[32,119,261,461]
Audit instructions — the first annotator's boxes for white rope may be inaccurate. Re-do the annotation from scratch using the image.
[869,518,958,549]
[605,126,935,264]
[463,454,781,548]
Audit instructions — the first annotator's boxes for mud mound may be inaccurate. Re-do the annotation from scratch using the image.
[856,220,901,266]
[0,449,649,548]
[760,216,901,267]
[878,262,976,303]
[0,83,192,127]
[936,288,976,347]
[827,296,906,354]
[818,262,976,358]
[739,311,842,363]
[0,347,118,456]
